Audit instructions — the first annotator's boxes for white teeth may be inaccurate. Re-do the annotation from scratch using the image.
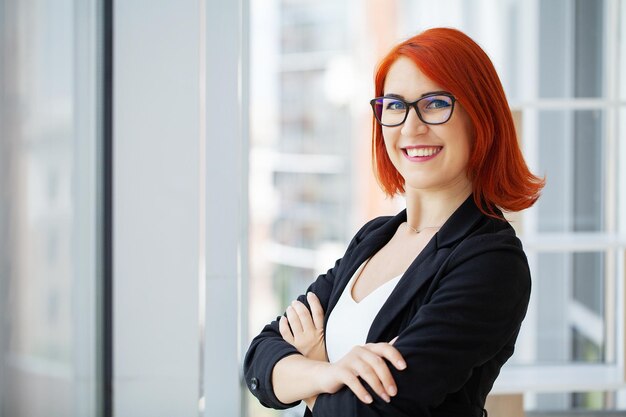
[405,147,441,157]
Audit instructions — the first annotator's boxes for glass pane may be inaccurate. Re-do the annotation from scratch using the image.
[536,110,605,232]
[539,0,605,98]
[513,251,607,365]
[0,1,100,416]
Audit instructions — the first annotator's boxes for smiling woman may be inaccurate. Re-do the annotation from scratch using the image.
[244,27,544,417]
[371,29,544,219]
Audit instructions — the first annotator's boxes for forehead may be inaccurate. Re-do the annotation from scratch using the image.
[383,57,443,97]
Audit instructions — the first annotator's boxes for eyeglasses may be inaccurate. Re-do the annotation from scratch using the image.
[370,93,457,127]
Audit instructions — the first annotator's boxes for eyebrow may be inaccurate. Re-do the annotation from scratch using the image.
[384,90,450,99]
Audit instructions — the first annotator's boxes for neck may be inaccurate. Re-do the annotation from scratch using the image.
[404,181,472,231]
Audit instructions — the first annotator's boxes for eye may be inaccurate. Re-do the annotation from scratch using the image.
[422,96,452,111]
[385,99,407,111]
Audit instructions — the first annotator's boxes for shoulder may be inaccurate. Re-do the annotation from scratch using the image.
[445,217,531,291]
[453,214,524,257]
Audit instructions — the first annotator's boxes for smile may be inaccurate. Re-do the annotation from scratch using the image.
[402,146,443,161]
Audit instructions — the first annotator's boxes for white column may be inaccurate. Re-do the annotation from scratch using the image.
[114,1,201,416]
[201,0,248,415]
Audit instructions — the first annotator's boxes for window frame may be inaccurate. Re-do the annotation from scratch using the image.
[496,0,626,400]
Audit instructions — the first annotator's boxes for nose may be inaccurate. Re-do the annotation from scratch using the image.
[400,104,428,136]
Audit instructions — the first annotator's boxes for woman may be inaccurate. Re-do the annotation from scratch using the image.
[244,27,544,417]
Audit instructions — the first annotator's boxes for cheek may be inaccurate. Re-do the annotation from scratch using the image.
[456,138,471,168]
[461,114,475,159]
[462,135,472,160]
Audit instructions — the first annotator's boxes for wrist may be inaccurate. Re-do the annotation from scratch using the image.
[310,360,332,393]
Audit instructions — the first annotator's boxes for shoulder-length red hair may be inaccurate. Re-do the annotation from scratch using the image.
[372,27,544,218]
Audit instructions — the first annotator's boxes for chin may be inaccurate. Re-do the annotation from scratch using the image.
[402,172,434,186]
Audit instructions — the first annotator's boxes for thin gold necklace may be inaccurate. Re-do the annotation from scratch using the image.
[406,223,442,234]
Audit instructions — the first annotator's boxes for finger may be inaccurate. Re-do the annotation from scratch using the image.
[389,336,398,345]
[354,349,396,400]
[337,368,373,404]
[279,316,295,344]
[353,362,391,402]
[291,300,315,332]
[364,342,406,370]
[307,292,325,329]
[286,305,303,334]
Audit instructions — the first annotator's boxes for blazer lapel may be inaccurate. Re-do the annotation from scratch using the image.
[324,210,408,321]
[367,196,484,342]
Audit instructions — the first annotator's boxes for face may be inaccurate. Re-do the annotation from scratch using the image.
[381,57,473,194]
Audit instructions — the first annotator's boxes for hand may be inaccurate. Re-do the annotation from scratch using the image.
[279,292,327,362]
[315,342,406,404]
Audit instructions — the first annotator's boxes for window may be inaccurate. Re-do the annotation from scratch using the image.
[0,0,102,415]
[247,0,626,415]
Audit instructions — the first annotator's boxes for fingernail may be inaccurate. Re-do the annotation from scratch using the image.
[364,395,373,403]
[397,360,406,370]
[381,393,390,403]
[388,386,397,396]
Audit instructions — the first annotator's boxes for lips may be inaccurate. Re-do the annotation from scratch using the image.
[402,145,443,161]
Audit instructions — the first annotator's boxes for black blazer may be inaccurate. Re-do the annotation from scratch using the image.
[244,196,531,417]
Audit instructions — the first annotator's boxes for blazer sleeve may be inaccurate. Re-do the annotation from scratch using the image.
[243,217,385,409]
[311,233,532,417]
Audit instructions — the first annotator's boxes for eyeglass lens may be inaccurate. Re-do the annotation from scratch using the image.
[372,95,454,126]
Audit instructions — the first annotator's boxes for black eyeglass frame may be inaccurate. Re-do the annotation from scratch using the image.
[369,92,457,127]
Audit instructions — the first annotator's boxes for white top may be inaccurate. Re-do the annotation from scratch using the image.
[325,260,403,363]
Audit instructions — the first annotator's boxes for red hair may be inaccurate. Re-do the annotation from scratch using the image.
[372,27,544,217]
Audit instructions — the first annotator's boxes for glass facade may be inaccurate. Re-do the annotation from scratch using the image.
[0,0,101,415]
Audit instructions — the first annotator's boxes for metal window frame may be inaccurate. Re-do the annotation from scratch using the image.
[498,0,626,403]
